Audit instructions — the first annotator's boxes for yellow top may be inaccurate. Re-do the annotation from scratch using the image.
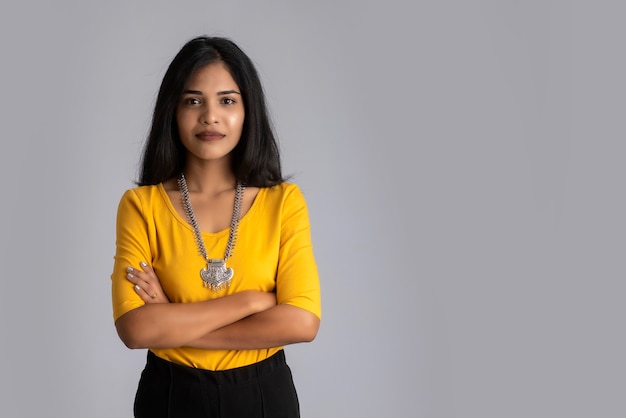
[111,182,321,370]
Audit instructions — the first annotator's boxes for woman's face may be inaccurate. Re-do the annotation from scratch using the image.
[176,62,245,164]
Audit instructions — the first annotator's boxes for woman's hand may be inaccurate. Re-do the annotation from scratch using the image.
[126,262,170,304]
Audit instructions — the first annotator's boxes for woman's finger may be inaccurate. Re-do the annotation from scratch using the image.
[127,267,157,302]
[127,263,169,303]
[133,283,158,302]
[133,262,158,285]
[139,261,152,272]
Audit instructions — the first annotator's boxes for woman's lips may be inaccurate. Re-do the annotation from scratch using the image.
[196,131,225,140]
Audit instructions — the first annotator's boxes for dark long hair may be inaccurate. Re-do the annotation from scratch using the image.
[138,36,284,187]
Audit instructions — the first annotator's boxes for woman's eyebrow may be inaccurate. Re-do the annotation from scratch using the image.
[181,89,241,95]
[217,90,241,95]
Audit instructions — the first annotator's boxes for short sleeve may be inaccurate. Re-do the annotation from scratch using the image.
[275,185,322,319]
[110,189,151,321]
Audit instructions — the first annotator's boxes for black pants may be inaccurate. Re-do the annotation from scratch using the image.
[134,350,300,418]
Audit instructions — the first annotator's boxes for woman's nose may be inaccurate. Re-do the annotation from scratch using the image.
[201,105,218,124]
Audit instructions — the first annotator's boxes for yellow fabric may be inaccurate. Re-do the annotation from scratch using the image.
[111,182,321,370]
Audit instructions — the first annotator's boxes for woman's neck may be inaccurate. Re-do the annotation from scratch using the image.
[182,160,237,194]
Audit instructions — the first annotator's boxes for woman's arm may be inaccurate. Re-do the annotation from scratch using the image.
[121,262,316,350]
[116,263,275,349]
[186,304,320,350]
[115,291,275,349]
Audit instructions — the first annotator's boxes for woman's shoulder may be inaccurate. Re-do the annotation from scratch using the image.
[117,183,165,208]
[260,182,312,211]
[262,182,304,199]
[120,183,161,198]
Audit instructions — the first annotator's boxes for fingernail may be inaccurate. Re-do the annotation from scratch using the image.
[126,267,133,273]
[127,273,134,279]
[134,285,141,291]
[140,261,148,267]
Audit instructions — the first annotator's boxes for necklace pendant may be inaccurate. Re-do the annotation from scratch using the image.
[200,259,233,291]
[179,174,244,290]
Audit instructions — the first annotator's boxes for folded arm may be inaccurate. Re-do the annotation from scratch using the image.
[187,304,320,350]
[115,282,275,349]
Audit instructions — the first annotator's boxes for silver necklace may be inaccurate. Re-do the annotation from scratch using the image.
[177,173,245,291]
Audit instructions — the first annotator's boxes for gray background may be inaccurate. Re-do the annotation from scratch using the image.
[1,1,624,417]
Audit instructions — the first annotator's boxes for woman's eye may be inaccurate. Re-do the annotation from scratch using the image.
[184,97,201,105]
[222,97,236,105]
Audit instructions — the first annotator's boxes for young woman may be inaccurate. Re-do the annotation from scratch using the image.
[111,36,321,417]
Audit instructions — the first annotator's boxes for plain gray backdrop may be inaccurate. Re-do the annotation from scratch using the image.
[1,1,624,417]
